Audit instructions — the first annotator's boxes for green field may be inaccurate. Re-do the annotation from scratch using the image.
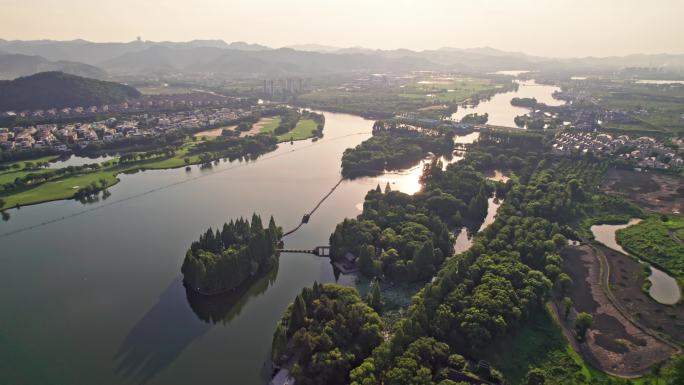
[258,117,317,142]
[257,116,282,134]
[136,85,195,95]
[480,306,603,385]
[276,119,317,142]
[298,76,512,118]
[0,156,61,185]
[0,140,208,208]
[0,115,325,208]
[616,215,684,281]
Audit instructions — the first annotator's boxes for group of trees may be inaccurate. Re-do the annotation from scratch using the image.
[271,283,383,385]
[181,214,282,294]
[118,147,177,163]
[303,110,325,138]
[341,123,454,178]
[459,113,488,124]
[329,183,457,282]
[279,127,684,384]
[274,110,301,135]
[73,178,110,201]
[332,131,614,384]
[0,162,104,194]
[510,97,539,108]
[191,133,278,164]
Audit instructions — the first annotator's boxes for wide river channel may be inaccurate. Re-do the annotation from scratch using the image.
[0,78,560,385]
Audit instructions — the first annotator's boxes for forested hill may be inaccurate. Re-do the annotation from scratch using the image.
[0,71,140,111]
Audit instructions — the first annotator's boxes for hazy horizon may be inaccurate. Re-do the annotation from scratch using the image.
[3,0,684,58]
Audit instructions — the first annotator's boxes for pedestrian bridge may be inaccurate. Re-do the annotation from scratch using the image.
[277,246,330,257]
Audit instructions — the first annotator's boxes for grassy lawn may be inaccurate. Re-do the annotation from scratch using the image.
[276,119,317,142]
[136,85,195,95]
[479,305,604,385]
[0,139,208,207]
[616,214,684,281]
[0,169,53,185]
[2,171,120,208]
[257,116,282,134]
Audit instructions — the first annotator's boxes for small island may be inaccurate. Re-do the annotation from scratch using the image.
[181,214,283,295]
[340,119,455,178]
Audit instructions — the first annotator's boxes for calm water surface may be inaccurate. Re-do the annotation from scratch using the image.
[50,154,118,168]
[451,80,563,127]
[591,219,681,305]
[0,111,481,385]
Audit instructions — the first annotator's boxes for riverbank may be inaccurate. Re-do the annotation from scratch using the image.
[0,110,373,385]
[0,116,326,209]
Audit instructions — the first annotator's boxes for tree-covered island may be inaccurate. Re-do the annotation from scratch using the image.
[341,120,456,178]
[181,214,283,295]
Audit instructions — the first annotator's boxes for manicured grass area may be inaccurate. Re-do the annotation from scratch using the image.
[617,215,684,281]
[0,169,52,185]
[276,119,317,142]
[136,85,195,95]
[0,139,208,207]
[257,116,282,134]
[2,171,119,208]
[257,116,318,142]
[479,305,604,385]
[0,156,62,187]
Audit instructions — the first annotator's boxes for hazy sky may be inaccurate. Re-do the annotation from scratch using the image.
[2,0,683,57]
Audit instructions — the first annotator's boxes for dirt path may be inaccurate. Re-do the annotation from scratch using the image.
[557,244,675,377]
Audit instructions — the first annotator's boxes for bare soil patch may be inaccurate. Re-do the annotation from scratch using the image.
[240,117,275,138]
[601,243,684,343]
[557,245,674,376]
[601,169,684,214]
[193,126,235,138]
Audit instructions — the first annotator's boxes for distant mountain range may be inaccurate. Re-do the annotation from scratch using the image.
[0,71,140,111]
[0,53,106,80]
[0,39,683,79]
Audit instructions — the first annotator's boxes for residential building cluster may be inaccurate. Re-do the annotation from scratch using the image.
[552,131,683,169]
[0,105,260,153]
[1,93,246,120]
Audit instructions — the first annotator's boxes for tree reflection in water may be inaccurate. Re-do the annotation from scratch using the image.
[114,259,278,384]
[185,258,279,324]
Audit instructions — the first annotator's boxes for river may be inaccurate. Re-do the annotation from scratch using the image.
[591,219,681,305]
[451,79,564,127]
[0,79,564,384]
[0,110,487,385]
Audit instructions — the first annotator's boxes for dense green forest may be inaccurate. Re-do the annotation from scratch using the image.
[181,214,282,294]
[341,120,455,178]
[272,283,383,385]
[294,129,671,385]
[344,148,629,384]
[0,71,140,111]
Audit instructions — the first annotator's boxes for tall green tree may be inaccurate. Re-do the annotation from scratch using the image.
[288,294,307,334]
[367,278,383,313]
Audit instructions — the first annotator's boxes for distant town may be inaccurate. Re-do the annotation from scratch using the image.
[0,94,277,153]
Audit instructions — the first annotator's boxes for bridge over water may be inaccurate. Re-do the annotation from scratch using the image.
[277,246,330,257]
